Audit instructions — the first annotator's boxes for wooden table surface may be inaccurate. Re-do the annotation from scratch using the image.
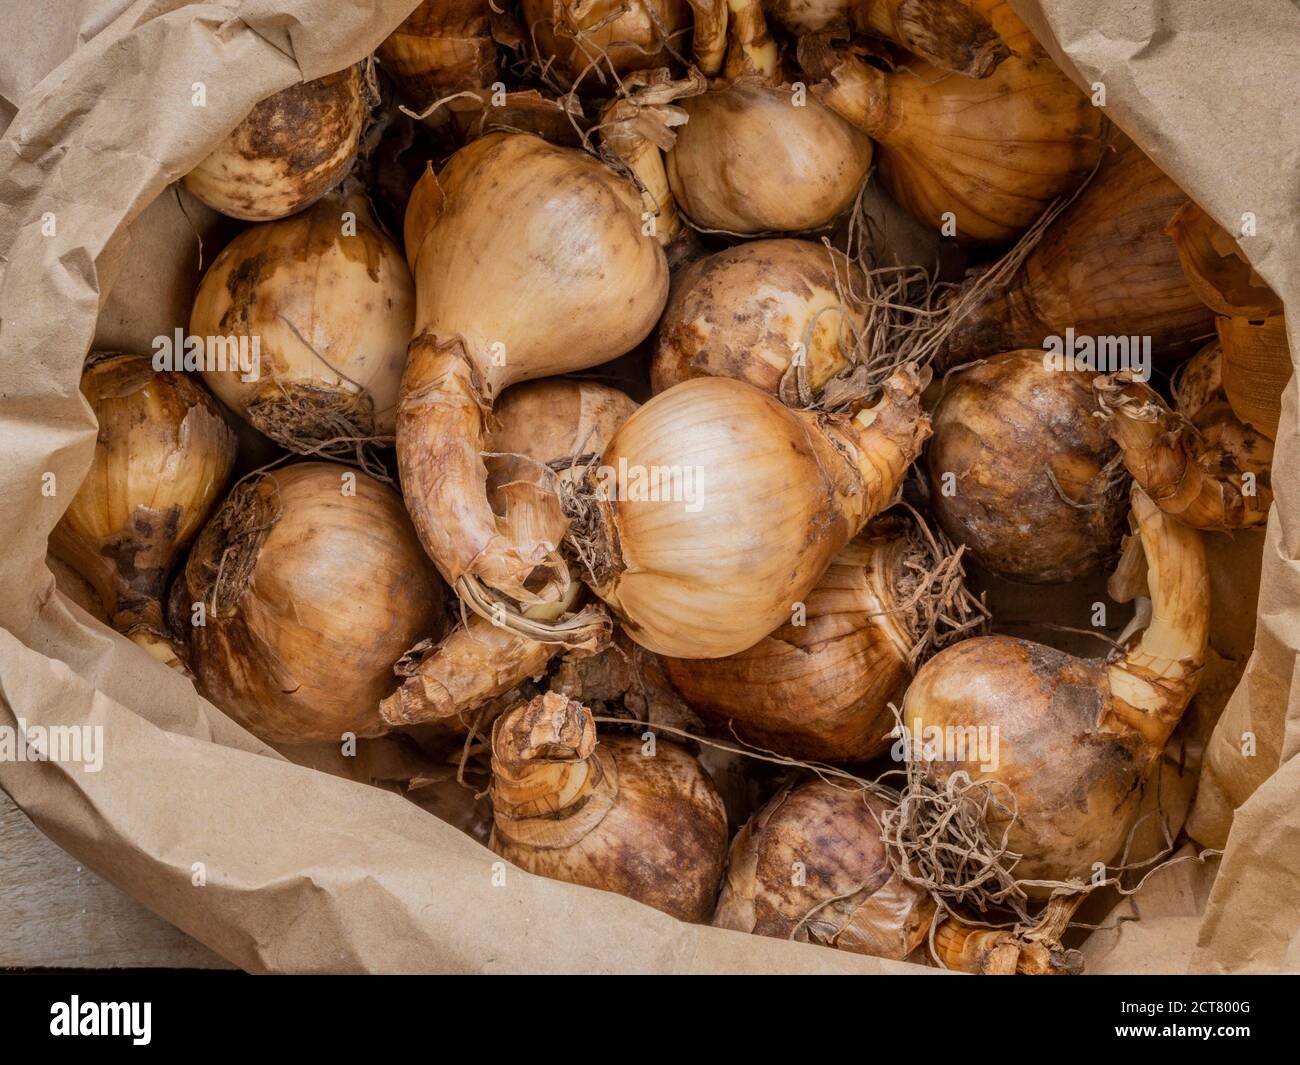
[0,790,231,970]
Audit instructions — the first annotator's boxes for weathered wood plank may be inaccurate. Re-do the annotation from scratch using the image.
[0,790,232,969]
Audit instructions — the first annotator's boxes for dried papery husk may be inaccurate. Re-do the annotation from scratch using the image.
[189,189,414,470]
[713,780,935,958]
[663,511,986,761]
[927,350,1128,583]
[598,68,706,251]
[379,579,595,731]
[765,0,1010,78]
[377,0,499,111]
[1218,315,1291,441]
[964,0,1040,57]
[931,894,1084,974]
[183,65,366,222]
[651,238,867,403]
[443,88,589,147]
[565,367,931,658]
[552,629,702,732]
[381,378,638,728]
[799,36,1103,245]
[943,135,1215,363]
[1095,350,1274,532]
[1165,200,1282,320]
[50,354,236,669]
[397,133,667,606]
[489,691,728,921]
[180,462,448,744]
[900,484,1209,887]
[666,77,874,234]
[522,0,692,91]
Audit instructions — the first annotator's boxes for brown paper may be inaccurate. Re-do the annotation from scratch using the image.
[1,0,1298,973]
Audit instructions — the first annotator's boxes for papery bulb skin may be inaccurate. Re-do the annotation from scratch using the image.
[520,0,692,89]
[183,66,366,222]
[50,353,236,664]
[662,530,914,760]
[398,133,668,603]
[378,0,498,109]
[1217,316,1289,442]
[1164,200,1282,320]
[490,692,728,921]
[652,238,865,400]
[182,462,447,744]
[489,379,641,491]
[666,79,873,235]
[902,487,1208,888]
[766,0,1011,77]
[945,136,1215,363]
[189,190,414,454]
[584,369,929,658]
[714,780,934,957]
[800,39,1102,244]
[926,350,1126,583]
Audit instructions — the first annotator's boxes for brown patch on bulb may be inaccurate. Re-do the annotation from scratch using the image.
[927,350,1127,583]
[652,238,865,400]
[183,66,365,222]
[714,780,934,958]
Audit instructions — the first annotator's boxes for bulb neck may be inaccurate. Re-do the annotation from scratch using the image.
[1105,485,1209,751]
[934,895,1085,974]
[723,0,779,80]
[798,35,892,136]
[598,72,706,249]
[858,0,1010,79]
[810,367,930,533]
[1096,371,1271,531]
[397,333,571,604]
[490,692,600,818]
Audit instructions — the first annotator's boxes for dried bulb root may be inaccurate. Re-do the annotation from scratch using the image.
[1095,370,1272,531]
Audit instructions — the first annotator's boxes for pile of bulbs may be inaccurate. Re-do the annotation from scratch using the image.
[52,0,1286,974]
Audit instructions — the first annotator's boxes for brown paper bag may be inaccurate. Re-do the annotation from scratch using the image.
[1,0,1297,972]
